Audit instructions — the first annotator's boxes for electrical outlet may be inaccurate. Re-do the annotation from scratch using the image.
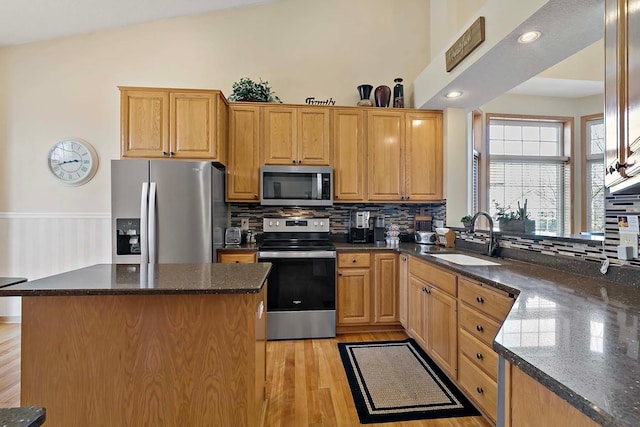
[619,231,638,258]
[240,218,250,230]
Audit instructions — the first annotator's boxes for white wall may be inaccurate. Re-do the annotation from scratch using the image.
[0,0,432,316]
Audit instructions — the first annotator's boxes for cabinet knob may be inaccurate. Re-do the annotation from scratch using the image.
[476,387,484,394]
[292,160,296,164]
[335,195,339,199]
[170,151,175,156]
[162,151,168,156]
[352,259,357,263]
[476,325,484,332]
[254,194,258,199]
[407,196,410,200]
[299,160,302,164]
[338,272,342,276]
[426,288,431,294]
[235,260,240,263]
[401,196,405,200]
[476,353,484,360]
[476,296,484,303]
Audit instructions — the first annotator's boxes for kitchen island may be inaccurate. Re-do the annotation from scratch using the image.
[0,263,271,427]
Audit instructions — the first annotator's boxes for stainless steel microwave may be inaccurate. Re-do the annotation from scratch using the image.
[260,165,333,206]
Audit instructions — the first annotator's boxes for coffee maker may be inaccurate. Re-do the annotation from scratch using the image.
[373,215,386,245]
[349,211,371,243]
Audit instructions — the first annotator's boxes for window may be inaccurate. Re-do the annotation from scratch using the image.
[488,118,571,234]
[584,116,605,232]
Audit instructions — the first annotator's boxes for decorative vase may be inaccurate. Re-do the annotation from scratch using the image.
[374,85,391,107]
[357,84,374,106]
[393,78,404,108]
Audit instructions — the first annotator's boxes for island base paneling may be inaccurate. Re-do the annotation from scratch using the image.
[21,290,266,427]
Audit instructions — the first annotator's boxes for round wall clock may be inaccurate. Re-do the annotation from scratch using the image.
[47,138,99,186]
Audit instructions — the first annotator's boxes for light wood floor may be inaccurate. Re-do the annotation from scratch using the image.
[0,325,489,426]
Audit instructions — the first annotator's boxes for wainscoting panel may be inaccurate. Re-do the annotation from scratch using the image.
[0,213,111,318]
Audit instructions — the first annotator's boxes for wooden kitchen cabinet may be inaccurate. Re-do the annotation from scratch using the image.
[374,253,398,323]
[405,111,443,200]
[605,0,640,190]
[367,110,405,201]
[337,251,401,330]
[408,257,458,379]
[218,251,257,263]
[337,252,372,325]
[227,105,261,202]
[262,106,330,166]
[506,365,599,427]
[367,110,443,202]
[398,254,409,328]
[457,276,514,422]
[120,87,228,163]
[332,109,366,201]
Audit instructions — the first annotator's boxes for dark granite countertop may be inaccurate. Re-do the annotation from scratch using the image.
[0,406,45,427]
[388,243,639,427]
[219,244,259,252]
[334,242,401,251]
[0,277,27,288]
[0,263,271,296]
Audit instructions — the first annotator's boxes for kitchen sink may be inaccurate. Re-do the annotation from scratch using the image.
[429,253,501,266]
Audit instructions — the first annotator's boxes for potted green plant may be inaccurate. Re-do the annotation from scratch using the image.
[460,215,474,230]
[228,77,282,103]
[494,200,535,233]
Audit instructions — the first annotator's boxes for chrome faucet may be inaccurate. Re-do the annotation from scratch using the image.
[470,211,499,257]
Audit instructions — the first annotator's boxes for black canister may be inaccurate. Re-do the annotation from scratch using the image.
[393,78,404,108]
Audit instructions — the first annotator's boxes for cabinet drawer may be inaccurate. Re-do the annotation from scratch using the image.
[458,304,501,347]
[218,252,257,263]
[459,277,513,321]
[409,258,457,296]
[338,252,371,268]
[459,328,498,381]
[458,354,497,422]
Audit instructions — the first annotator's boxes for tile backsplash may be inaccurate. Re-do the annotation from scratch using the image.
[229,202,447,235]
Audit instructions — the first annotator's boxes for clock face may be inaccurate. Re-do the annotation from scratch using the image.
[47,138,98,186]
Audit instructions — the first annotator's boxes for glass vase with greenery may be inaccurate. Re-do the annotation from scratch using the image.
[228,77,282,103]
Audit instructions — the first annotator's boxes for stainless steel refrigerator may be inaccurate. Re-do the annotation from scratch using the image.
[111,160,227,263]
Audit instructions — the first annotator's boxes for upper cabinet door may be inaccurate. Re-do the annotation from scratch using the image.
[227,105,261,202]
[170,92,217,159]
[332,109,366,202]
[263,106,297,165]
[367,110,405,201]
[405,111,443,201]
[624,0,640,176]
[298,108,331,165]
[121,90,170,158]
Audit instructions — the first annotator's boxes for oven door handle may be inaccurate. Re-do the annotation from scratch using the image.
[258,251,336,259]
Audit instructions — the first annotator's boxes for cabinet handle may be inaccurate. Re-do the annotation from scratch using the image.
[476,325,484,332]
[476,353,484,360]
[426,288,431,294]
[476,387,484,394]
[476,296,484,303]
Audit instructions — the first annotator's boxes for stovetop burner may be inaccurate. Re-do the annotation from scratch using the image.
[260,217,334,251]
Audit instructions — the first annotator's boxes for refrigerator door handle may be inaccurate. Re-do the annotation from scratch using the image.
[140,182,149,263]
[148,182,158,264]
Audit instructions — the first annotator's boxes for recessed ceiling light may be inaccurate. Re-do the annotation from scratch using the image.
[445,91,463,99]
[518,31,541,43]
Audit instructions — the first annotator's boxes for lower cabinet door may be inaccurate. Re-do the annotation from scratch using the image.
[337,268,371,325]
[427,286,457,380]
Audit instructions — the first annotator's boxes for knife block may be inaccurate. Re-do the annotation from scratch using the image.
[435,228,456,248]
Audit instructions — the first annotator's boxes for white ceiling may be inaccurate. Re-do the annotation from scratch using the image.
[0,0,270,47]
[508,77,603,98]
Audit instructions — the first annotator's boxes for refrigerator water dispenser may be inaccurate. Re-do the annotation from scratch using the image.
[116,218,141,255]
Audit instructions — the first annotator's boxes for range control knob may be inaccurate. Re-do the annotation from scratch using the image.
[314,221,318,226]
[268,221,273,227]
[276,221,280,227]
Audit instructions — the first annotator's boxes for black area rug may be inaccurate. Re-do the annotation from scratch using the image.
[338,339,480,424]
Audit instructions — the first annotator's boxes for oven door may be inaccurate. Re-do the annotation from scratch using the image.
[258,250,336,340]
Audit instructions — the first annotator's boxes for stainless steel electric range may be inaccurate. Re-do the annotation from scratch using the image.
[258,217,336,340]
